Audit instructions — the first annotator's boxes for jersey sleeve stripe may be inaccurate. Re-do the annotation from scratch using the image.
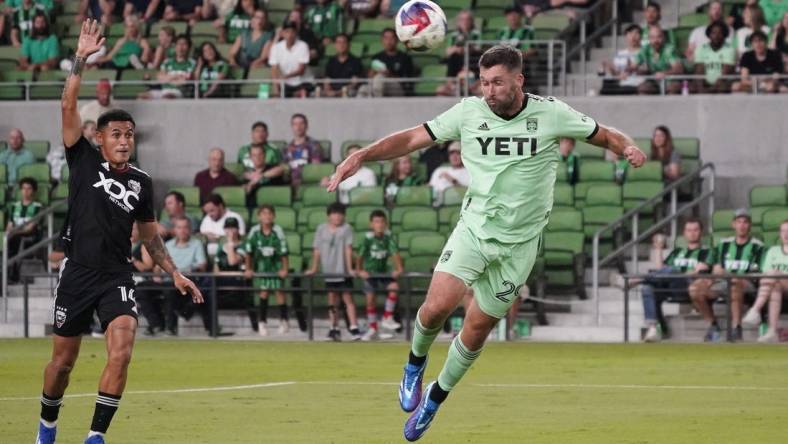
[586,121,599,140]
[423,123,437,141]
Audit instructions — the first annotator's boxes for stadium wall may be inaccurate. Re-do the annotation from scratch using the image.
[0,95,785,208]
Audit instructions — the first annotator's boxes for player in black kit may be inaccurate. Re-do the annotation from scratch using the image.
[35,20,204,444]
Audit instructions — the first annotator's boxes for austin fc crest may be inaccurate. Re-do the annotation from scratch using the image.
[440,250,452,263]
[526,118,538,133]
[128,179,141,194]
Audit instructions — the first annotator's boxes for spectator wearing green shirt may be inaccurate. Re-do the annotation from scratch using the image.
[219,0,258,44]
[635,26,683,94]
[743,220,788,342]
[9,0,46,47]
[196,41,229,97]
[5,176,42,281]
[498,7,536,60]
[96,14,151,69]
[384,155,423,203]
[640,2,676,49]
[242,144,287,207]
[305,0,344,46]
[760,0,788,26]
[18,12,57,71]
[437,10,482,97]
[693,21,736,93]
[237,121,278,170]
[140,34,196,99]
[228,8,274,69]
[558,138,579,185]
[0,128,35,183]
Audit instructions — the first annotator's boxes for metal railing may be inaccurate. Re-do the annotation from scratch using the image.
[2,200,66,322]
[565,0,620,94]
[577,73,788,96]
[591,163,717,324]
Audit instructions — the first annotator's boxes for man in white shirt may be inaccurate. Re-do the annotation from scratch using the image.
[686,0,734,61]
[270,22,314,97]
[333,145,377,204]
[429,142,470,206]
[200,194,246,255]
[78,79,112,124]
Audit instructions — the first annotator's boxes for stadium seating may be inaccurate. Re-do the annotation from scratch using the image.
[543,208,586,298]
[169,186,201,207]
[581,184,623,257]
[762,209,788,247]
[574,161,614,208]
[749,185,786,230]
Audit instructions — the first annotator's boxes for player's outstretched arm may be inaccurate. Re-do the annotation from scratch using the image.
[327,125,433,192]
[62,19,105,148]
[588,124,647,168]
[137,221,205,303]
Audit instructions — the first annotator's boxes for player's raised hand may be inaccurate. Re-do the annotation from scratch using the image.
[76,19,105,58]
[326,150,364,192]
[623,145,647,168]
[173,272,204,303]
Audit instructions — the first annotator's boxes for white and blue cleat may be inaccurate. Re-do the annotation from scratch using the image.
[84,434,105,444]
[35,421,56,444]
[399,359,427,412]
[403,382,441,442]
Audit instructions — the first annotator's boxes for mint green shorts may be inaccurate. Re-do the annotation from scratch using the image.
[434,219,540,319]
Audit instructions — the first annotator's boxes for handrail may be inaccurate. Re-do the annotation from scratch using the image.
[2,199,66,322]
[564,0,619,93]
[591,163,716,323]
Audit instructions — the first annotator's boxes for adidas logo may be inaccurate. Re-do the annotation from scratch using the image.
[478,122,489,131]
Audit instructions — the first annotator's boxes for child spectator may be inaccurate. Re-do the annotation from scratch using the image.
[244,205,290,336]
[356,210,403,341]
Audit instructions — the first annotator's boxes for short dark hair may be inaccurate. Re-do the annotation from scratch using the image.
[479,45,523,72]
[749,30,768,43]
[175,33,191,47]
[160,25,176,38]
[97,109,136,130]
[370,210,387,221]
[335,33,350,42]
[205,194,225,207]
[252,121,268,131]
[165,190,185,205]
[250,143,264,152]
[624,24,642,34]
[503,6,520,15]
[684,217,704,231]
[327,202,346,215]
[381,27,396,37]
[646,1,661,13]
[705,20,729,39]
[258,204,275,214]
[291,113,308,124]
[19,177,38,192]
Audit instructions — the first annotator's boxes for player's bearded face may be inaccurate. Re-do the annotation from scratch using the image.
[97,121,135,167]
[480,66,524,116]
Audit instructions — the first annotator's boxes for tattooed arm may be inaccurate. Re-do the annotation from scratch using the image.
[63,19,105,148]
[138,221,204,303]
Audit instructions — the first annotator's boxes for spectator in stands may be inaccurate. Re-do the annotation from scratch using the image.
[200,193,247,241]
[638,218,713,342]
[305,203,361,341]
[516,0,591,19]
[437,10,482,97]
[0,128,34,183]
[346,0,380,19]
[733,31,786,93]
[128,222,160,336]
[282,8,320,59]
[18,11,58,71]
[194,147,240,203]
[384,155,423,203]
[689,209,764,342]
[559,138,579,185]
[157,190,201,239]
[284,113,324,187]
[9,0,46,47]
[693,21,736,93]
[736,5,770,56]
[497,7,536,60]
[419,143,448,179]
[211,215,258,330]
[743,220,788,342]
[79,78,112,125]
[305,0,344,46]
[429,142,469,206]
[321,33,364,97]
[149,25,175,69]
[687,0,734,62]
[328,145,376,204]
[727,0,758,30]
[242,144,286,206]
[218,0,257,43]
[360,28,414,97]
[196,41,230,98]
[650,125,681,182]
[77,0,124,26]
[123,0,165,23]
[5,176,42,282]
[270,21,314,98]
[770,12,788,63]
[202,0,237,21]
[600,24,642,94]
[95,14,151,70]
[140,34,196,99]
[163,0,202,23]
[238,121,276,170]
[640,2,675,48]
[49,119,96,182]
[635,26,683,95]
[228,8,274,69]
[761,0,788,27]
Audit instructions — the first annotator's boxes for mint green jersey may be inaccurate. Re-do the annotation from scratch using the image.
[762,245,788,273]
[694,42,735,84]
[424,94,599,243]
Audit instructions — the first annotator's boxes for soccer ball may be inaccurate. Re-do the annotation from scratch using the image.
[395,0,447,52]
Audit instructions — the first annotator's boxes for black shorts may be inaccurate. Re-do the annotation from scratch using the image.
[363,277,395,294]
[325,278,354,292]
[53,258,138,337]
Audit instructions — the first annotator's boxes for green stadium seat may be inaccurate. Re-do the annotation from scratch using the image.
[224,162,244,180]
[213,186,245,207]
[190,21,219,37]
[274,207,297,232]
[395,186,432,207]
[626,161,662,182]
[673,138,700,159]
[544,208,585,291]
[586,184,622,207]
[531,13,571,31]
[750,185,786,208]
[356,18,392,35]
[317,140,332,158]
[574,140,605,159]
[302,185,336,207]
[415,64,445,96]
[300,229,316,251]
[438,206,460,225]
[408,233,446,257]
[285,232,301,256]
[169,186,200,207]
[349,207,385,230]
[149,21,188,37]
[17,163,50,183]
[763,209,788,233]
[348,186,384,206]
[442,186,466,206]
[390,205,425,227]
[401,208,438,232]
[306,210,325,231]
[553,183,574,208]
[81,69,118,82]
[256,186,292,207]
[678,13,707,28]
[301,163,335,184]
[712,209,736,233]
[673,26,694,54]
[574,161,614,206]
[52,182,68,200]
[0,164,7,184]
[297,207,325,233]
[623,181,663,212]
[247,67,272,79]
[396,230,430,251]
[411,51,442,70]
[582,185,623,255]
[555,162,568,182]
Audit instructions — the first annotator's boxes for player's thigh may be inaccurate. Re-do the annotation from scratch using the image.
[96,276,139,333]
[428,220,486,315]
[472,236,540,320]
[52,261,102,337]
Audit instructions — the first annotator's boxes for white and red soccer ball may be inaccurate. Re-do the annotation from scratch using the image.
[395,0,447,51]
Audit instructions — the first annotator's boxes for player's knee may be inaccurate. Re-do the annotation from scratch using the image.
[50,359,75,377]
[107,347,133,369]
[419,301,450,324]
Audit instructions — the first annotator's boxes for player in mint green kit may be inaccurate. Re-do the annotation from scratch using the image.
[328,45,647,442]
[742,220,788,342]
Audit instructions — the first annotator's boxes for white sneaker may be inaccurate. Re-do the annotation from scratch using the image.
[757,329,778,343]
[643,325,661,342]
[361,329,378,341]
[381,317,401,330]
[379,331,394,340]
[742,308,761,327]
[258,322,268,337]
[278,321,289,335]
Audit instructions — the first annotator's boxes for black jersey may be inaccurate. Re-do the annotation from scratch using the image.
[61,136,155,272]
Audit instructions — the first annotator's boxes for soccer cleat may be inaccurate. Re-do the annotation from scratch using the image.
[379,331,395,340]
[741,308,761,327]
[643,325,661,343]
[349,329,362,341]
[757,329,778,343]
[84,434,105,444]
[324,328,341,342]
[361,329,378,341]
[381,317,401,331]
[703,324,721,342]
[403,382,441,442]
[399,358,427,412]
[733,325,743,342]
[35,421,56,444]
[258,322,268,337]
[278,321,289,335]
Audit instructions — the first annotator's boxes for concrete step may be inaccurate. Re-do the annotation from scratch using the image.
[546,312,645,327]
[529,325,638,342]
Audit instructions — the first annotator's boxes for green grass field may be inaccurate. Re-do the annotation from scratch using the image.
[2,339,787,443]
